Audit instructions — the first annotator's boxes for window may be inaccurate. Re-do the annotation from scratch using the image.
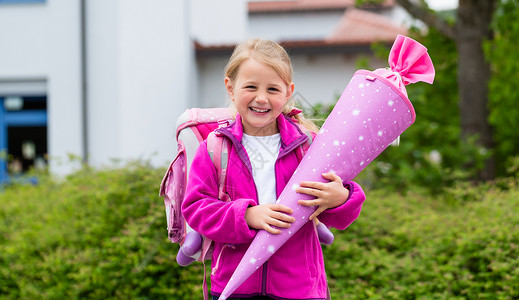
[0,95,48,184]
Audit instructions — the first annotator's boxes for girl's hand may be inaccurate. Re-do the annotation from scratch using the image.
[296,172,350,221]
[245,204,296,235]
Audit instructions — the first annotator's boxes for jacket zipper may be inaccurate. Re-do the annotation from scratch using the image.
[217,124,309,296]
[258,136,307,296]
[217,128,260,202]
[278,134,309,160]
[262,261,268,296]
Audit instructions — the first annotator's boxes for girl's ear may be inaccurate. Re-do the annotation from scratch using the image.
[286,82,295,101]
[225,77,234,100]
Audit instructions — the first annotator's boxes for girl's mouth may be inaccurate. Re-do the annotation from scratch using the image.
[249,107,271,113]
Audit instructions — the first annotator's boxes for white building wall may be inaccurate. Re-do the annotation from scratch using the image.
[291,54,386,106]
[117,0,192,166]
[86,0,120,166]
[198,52,387,109]
[0,0,84,175]
[248,11,345,41]
[197,56,230,108]
[190,0,248,45]
[190,0,249,110]
[87,0,193,167]
[47,0,83,174]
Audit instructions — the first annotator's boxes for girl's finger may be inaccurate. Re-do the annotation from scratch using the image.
[296,186,323,197]
[309,206,326,221]
[298,181,326,190]
[271,211,295,223]
[270,204,294,214]
[322,172,342,182]
[264,224,281,235]
[268,217,292,229]
[298,199,320,207]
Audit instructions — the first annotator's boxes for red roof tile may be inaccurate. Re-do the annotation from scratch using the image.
[249,0,353,13]
[327,8,407,43]
[248,0,395,13]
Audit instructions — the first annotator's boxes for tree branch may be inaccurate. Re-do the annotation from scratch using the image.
[396,0,457,40]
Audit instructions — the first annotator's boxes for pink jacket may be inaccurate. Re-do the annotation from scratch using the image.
[182,114,366,299]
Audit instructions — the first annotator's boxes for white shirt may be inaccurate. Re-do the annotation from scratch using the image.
[241,133,281,205]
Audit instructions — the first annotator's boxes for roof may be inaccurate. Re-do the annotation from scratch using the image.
[327,8,408,44]
[196,3,407,57]
[195,40,375,58]
[248,0,353,13]
[248,0,395,13]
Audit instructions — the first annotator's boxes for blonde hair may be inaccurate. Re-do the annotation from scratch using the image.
[224,38,319,132]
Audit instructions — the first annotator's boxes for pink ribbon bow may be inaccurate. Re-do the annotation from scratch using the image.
[373,34,435,97]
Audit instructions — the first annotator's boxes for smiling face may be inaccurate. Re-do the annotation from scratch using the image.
[225,58,294,136]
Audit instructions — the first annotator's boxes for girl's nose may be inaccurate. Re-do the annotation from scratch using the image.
[255,92,268,103]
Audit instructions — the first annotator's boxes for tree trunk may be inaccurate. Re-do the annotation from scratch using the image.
[396,0,498,180]
[456,0,497,180]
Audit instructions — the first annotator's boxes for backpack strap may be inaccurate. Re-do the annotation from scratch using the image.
[203,125,231,300]
[201,239,213,300]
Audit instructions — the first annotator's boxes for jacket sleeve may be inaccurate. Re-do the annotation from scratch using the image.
[181,141,257,244]
[317,181,365,230]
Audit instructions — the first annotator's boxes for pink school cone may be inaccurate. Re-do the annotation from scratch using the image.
[218,35,435,299]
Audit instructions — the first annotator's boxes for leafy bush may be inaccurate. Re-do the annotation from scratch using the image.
[0,161,203,299]
[1,163,518,299]
[485,0,519,176]
[324,181,519,299]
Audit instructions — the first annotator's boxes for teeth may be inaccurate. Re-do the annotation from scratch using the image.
[250,107,269,113]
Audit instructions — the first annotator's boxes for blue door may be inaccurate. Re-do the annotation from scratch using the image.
[0,96,47,184]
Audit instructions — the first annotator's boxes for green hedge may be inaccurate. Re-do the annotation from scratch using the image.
[0,163,517,299]
[0,162,201,299]
[325,181,519,299]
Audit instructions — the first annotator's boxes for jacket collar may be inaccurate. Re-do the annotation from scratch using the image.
[220,113,308,150]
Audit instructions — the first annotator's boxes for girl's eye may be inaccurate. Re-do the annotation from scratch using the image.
[268,87,280,92]
[245,85,256,89]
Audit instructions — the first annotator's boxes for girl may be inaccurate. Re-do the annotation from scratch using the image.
[182,38,366,300]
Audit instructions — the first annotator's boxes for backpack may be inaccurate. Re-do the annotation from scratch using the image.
[159,108,231,266]
[159,107,335,265]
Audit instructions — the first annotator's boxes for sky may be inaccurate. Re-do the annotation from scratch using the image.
[426,0,458,10]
